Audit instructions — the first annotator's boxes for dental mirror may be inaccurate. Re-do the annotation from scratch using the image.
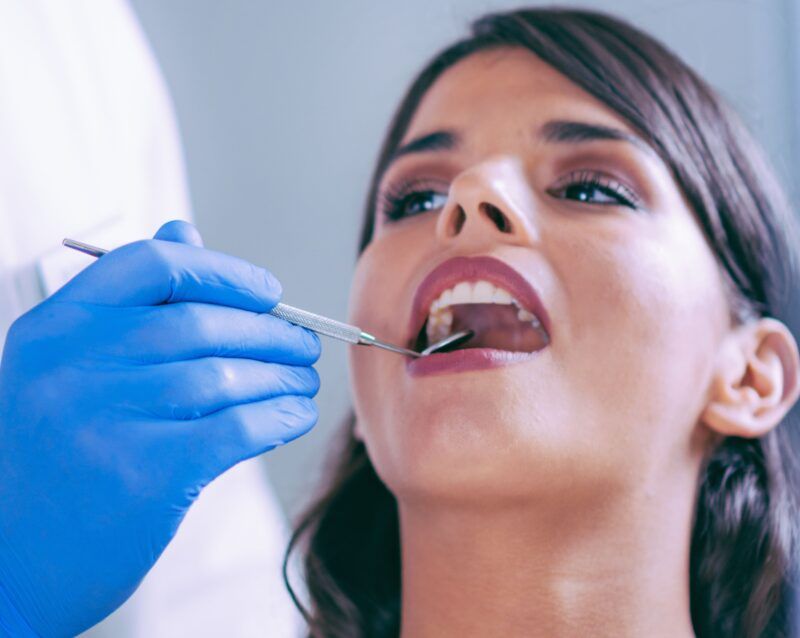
[419,329,475,356]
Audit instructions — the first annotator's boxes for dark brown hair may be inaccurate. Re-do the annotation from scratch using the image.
[283,7,800,637]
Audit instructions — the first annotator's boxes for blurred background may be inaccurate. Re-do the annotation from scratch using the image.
[126,0,800,522]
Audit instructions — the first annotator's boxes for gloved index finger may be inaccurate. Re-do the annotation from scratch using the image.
[54,239,282,312]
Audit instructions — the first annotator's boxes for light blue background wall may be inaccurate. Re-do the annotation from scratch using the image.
[128,0,800,521]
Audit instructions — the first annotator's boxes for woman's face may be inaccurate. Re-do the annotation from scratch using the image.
[347,47,730,506]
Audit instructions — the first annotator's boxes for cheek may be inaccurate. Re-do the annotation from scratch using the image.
[559,221,727,454]
[347,228,425,333]
[346,249,383,428]
[346,232,421,439]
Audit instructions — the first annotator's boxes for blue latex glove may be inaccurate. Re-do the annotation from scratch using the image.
[0,221,321,637]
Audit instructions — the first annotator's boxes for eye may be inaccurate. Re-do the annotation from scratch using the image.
[380,178,449,222]
[547,170,641,210]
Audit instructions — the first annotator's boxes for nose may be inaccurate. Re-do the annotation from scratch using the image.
[435,155,539,248]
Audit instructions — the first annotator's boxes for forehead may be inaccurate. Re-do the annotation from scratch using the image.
[402,47,638,146]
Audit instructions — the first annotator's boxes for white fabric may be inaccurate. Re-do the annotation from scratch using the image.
[0,1,304,635]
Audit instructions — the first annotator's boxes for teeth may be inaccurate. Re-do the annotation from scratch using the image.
[427,279,528,313]
[517,308,542,327]
[424,278,543,343]
[473,280,494,299]
[426,308,453,344]
[427,308,454,327]
[517,308,534,322]
[451,281,472,305]
[492,288,512,304]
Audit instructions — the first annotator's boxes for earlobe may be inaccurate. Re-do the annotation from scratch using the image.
[701,318,800,438]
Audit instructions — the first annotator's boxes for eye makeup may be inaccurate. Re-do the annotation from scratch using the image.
[546,169,643,209]
[544,146,655,211]
[379,177,450,222]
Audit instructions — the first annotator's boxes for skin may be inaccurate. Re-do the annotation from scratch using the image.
[346,47,800,637]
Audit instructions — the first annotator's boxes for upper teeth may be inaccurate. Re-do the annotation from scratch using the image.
[425,279,541,343]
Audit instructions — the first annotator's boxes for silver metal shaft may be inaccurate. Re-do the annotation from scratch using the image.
[62,238,468,358]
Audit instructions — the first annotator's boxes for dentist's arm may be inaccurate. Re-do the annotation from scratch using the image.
[0,221,320,637]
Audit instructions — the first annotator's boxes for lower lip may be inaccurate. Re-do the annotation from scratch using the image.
[405,347,544,377]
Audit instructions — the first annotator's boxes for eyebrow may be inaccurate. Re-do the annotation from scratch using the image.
[389,130,459,163]
[539,120,652,154]
[384,119,653,172]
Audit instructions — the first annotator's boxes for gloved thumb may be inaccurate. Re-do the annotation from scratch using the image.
[153,219,204,247]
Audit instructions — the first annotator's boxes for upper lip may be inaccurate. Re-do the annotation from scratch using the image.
[407,255,552,346]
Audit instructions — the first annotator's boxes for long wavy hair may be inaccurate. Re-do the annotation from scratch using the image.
[283,7,800,637]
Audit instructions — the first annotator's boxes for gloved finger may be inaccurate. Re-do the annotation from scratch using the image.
[187,394,318,477]
[124,358,320,420]
[107,302,321,366]
[54,239,281,312]
[153,220,205,247]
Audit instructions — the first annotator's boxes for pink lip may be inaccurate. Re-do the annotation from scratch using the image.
[406,255,552,347]
[405,347,543,377]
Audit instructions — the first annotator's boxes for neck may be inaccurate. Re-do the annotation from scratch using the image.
[397,479,698,638]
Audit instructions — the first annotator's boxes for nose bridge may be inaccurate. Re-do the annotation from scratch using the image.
[435,155,538,245]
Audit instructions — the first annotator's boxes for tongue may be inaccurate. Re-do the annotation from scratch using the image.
[448,303,548,352]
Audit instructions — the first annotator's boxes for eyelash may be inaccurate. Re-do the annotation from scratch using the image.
[379,170,642,222]
[379,178,450,222]
[546,170,642,209]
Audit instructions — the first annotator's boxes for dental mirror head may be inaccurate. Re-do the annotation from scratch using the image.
[419,329,474,356]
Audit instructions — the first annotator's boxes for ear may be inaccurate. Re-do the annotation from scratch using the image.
[701,317,800,438]
[353,418,364,442]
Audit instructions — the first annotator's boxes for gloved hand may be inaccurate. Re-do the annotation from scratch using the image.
[0,221,321,637]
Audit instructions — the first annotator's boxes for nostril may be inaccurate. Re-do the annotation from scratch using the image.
[480,203,513,233]
[446,205,466,236]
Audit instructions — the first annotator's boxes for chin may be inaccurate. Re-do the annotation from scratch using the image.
[363,392,635,510]
[366,402,541,500]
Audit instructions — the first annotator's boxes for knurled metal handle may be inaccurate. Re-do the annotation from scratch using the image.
[269,302,363,344]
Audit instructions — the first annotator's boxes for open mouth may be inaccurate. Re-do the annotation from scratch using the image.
[410,281,551,355]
